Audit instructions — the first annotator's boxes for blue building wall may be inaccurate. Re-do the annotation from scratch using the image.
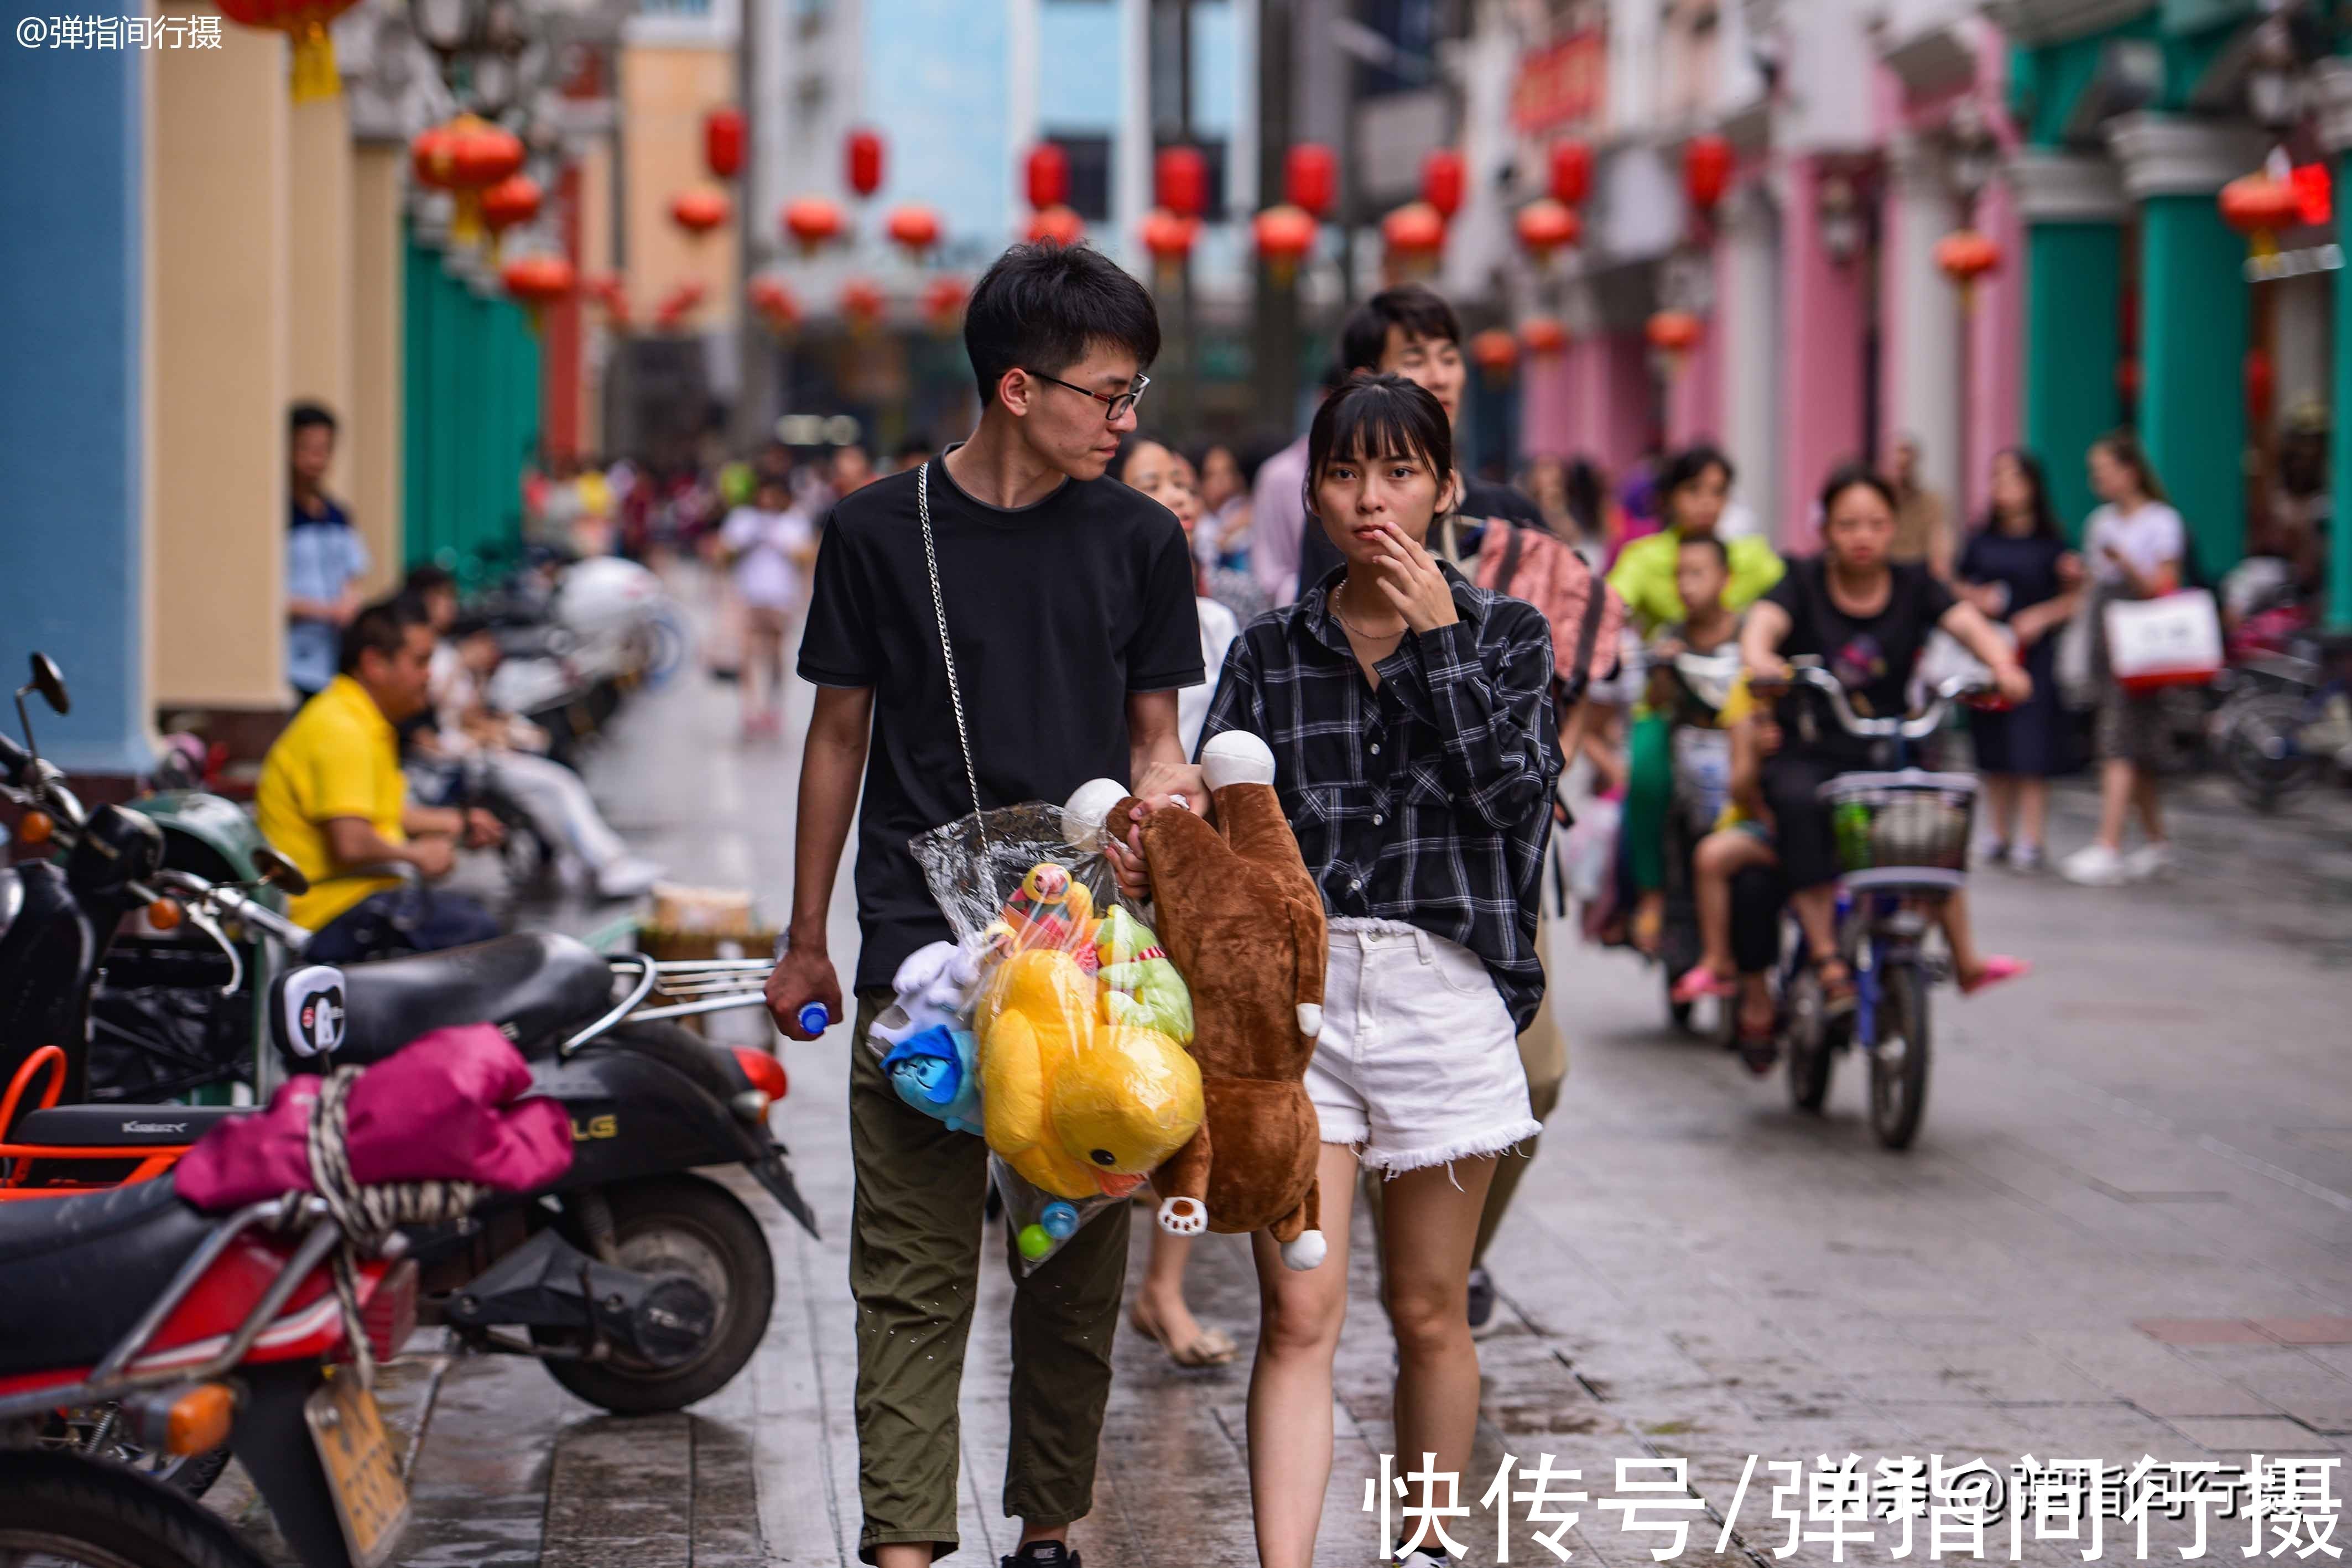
[865,0,1012,268]
[0,3,148,774]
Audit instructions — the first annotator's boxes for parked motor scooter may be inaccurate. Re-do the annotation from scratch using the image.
[1,653,814,1421]
[1,1178,429,1568]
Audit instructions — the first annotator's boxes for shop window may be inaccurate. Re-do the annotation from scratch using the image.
[1044,134,1114,223]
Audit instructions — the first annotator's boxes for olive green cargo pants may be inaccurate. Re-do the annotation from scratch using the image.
[848,989,1131,1564]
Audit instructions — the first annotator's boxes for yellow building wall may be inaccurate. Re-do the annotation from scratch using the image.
[578,135,616,455]
[149,4,290,710]
[288,91,360,574]
[619,46,738,330]
[350,143,405,596]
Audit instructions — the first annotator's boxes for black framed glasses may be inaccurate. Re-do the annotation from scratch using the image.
[1022,368,1151,422]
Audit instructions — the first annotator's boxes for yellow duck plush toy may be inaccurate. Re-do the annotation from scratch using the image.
[976,943,1203,1200]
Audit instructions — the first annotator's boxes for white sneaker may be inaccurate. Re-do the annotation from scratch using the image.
[2060,843,2130,886]
[2007,842,2047,874]
[593,856,665,901]
[2123,841,2176,882]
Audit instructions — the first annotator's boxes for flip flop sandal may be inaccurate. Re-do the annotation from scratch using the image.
[1816,963,1857,1018]
[1672,965,1737,1005]
[1128,1309,1238,1368]
[1960,955,2033,996]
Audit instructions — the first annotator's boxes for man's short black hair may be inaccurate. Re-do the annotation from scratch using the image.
[894,435,934,463]
[290,401,339,437]
[964,241,1162,406]
[338,595,429,675]
[1339,285,1463,374]
[403,564,456,598]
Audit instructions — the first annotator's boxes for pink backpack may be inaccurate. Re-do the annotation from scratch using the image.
[1471,524,1628,702]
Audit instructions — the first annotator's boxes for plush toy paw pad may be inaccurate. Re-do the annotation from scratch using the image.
[1279,1229,1328,1271]
[1158,1197,1208,1236]
[1295,1003,1323,1039]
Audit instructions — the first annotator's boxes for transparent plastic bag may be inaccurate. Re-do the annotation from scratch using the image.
[909,803,1204,1270]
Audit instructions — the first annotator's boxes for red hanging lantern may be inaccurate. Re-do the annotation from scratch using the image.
[209,0,359,100]
[480,174,542,237]
[923,274,969,335]
[1548,139,1593,207]
[1286,142,1337,218]
[1646,309,1704,368]
[748,275,800,335]
[1382,201,1446,262]
[1421,149,1466,220]
[1469,329,1517,381]
[1027,204,1086,247]
[840,277,887,331]
[1518,315,1570,357]
[705,107,745,180]
[2220,172,2302,257]
[654,280,707,332]
[501,252,575,312]
[1933,228,2002,309]
[670,187,731,238]
[1141,208,1200,273]
[846,128,886,198]
[1253,204,1318,283]
[413,114,526,246]
[782,195,846,252]
[886,204,943,258]
[1515,198,1581,263]
[1156,145,1209,220]
[1683,133,1733,212]
[1026,143,1071,211]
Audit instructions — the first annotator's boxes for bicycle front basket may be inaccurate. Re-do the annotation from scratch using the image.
[1816,769,1978,893]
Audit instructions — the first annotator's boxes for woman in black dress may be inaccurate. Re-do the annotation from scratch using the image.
[1957,449,2083,872]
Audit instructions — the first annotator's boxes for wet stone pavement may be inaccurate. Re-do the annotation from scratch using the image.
[207,586,2352,1566]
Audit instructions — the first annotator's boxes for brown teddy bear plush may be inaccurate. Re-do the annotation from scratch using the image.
[1064,729,1329,1270]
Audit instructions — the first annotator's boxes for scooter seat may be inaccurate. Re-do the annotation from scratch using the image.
[7,1103,247,1147]
[272,931,613,1065]
[0,1178,216,1378]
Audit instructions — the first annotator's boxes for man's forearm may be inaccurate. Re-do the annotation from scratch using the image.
[401,804,462,838]
[787,717,868,952]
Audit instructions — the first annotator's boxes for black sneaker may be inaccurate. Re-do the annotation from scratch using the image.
[1003,1543,1077,1568]
[1465,1265,1496,1333]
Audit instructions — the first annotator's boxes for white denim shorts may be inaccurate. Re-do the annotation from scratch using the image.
[1305,919,1542,1176]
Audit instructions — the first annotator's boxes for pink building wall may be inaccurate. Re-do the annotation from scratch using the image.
[1519,350,1573,459]
[1779,155,1869,553]
[1966,175,2025,522]
[1666,314,1721,447]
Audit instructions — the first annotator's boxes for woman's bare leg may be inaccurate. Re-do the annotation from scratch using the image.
[1980,774,2016,847]
[1380,1155,1499,1555]
[2017,777,2051,855]
[1247,1142,1361,1568]
[2095,758,2135,850]
[2131,768,2166,845]
[1694,831,1773,980]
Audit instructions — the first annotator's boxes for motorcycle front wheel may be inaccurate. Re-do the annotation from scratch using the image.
[0,1450,265,1568]
[539,1174,776,1415]
[1868,963,1933,1150]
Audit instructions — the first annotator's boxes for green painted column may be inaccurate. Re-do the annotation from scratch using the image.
[2137,194,2249,576]
[400,222,542,576]
[2108,113,2266,578]
[2320,64,2352,632]
[2010,151,2129,538]
[2022,223,2124,537]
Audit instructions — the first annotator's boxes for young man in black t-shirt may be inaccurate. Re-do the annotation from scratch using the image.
[767,242,1203,1568]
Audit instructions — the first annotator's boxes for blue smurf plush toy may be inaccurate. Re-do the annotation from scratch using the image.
[868,940,986,1134]
[878,1024,984,1134]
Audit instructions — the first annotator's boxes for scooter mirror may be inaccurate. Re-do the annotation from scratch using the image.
[251,846,311,898]
[27,655,68,717]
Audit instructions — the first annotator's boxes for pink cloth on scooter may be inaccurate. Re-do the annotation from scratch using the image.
[176,1024,574,1211]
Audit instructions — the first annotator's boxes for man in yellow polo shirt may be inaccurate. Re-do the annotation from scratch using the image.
[256,595,504,963]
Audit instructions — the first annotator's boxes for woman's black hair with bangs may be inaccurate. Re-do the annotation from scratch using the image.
[1302,372,1456,519]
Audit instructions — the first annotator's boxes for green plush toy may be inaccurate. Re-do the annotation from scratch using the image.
[1093,906,1194,1046]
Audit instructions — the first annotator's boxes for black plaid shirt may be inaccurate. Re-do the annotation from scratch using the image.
[1199,564,1564,1028]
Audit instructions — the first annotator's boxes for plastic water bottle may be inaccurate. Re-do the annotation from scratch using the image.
[797,1002,832,1035]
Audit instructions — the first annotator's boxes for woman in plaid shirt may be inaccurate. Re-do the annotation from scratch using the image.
[1190,374,1563,1566]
